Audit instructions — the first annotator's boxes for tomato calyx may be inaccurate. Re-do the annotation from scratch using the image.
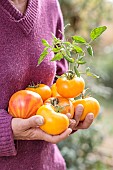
[56,70,76,80]
[65,70,76,80]
[27,82,40,88]
[50,98,59,105]
[50,98,69,113]
[54,105,64,113]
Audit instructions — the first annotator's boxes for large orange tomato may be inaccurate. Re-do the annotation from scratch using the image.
[56,74,85,98]
[72,97,100,121]
[26,83,51,101]
[51,83,60,97]
[36,105,69,135]
[44,96,74,118]
[8,90,43,119]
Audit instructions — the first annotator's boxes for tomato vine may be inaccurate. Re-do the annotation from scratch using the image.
[38,25,107,79]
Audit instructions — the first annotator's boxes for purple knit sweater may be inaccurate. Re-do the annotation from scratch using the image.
[0,0,68,169]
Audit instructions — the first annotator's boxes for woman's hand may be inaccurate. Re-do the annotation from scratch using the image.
[11,115,72,144]
[69,104,94,131]
[11,104,93,143]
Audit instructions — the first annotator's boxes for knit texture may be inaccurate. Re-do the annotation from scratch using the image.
[0,0,68,169]
[0,110,17,156]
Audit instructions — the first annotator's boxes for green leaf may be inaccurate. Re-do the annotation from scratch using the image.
[87,45,93,56]
[86,67,99,78]
[72,36,86,43]
[52,48,60,53]
[38,47,48,65]
[76,56,86,64]
[90,26,107,40]
[78,56,84,60]
[66,50,71,57]
[87,72,99,78]
[64,56,75,63]
[42,39,50,47]
[74,66,80,77]
[63,41,71,46]
[51,53,63,61]
[77,60,86,64]
[73,45,83,53]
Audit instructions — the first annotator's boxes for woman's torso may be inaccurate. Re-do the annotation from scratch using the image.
[0,0,66,169]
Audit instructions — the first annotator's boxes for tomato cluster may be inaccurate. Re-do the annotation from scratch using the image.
[8,75,100,135]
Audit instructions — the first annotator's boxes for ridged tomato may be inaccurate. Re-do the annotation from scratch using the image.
[8,90,43,118]
[36,105,69,135]
[73,97,100,121]
[26,84,51,101]
[56,75,85,98]
[44,96,74,118]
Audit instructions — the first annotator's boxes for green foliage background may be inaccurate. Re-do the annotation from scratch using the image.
[57,0,113,170]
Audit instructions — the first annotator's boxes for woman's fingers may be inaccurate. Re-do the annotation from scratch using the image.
[68,104,84,130]
[42,128,72,144]
[12,116,72,142]
[68,104,94,132]
[74,104,84,125]
[74,113,94,130]
[17,115,44,131]
[11,116,44,139]
[69,119,76,129]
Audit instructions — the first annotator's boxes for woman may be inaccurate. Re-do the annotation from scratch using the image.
[0,0,94,169]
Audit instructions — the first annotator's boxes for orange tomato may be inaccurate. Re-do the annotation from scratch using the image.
[44,96,74,118]
[8,90,43,118]
[36,105,69,135]
[56,75,85,98]
[26,84,51,101]
[72,97,100,121]
[51,83,60,97]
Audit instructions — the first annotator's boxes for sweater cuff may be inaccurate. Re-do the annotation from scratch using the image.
[0,109,17,157]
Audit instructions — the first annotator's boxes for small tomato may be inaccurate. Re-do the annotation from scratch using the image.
[56,74,85,98]
[72,97,100,121]
[26,83,51,101]
[8,90,43,119]
[36,105,69,135]
[44,96,74,118]
[51,83,60,97]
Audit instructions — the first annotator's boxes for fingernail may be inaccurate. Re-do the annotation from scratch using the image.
[76,104,84,112]
[89,113,94,120]
[68,128,72,136]
[36,117,44,125]
[69,119,76,125]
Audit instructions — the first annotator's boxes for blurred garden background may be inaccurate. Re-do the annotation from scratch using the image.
[57,0,113,170]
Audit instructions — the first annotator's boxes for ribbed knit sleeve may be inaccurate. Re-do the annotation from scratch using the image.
[0,109,17,157]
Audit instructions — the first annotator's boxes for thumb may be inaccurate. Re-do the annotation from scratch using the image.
[22,115,44,130]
